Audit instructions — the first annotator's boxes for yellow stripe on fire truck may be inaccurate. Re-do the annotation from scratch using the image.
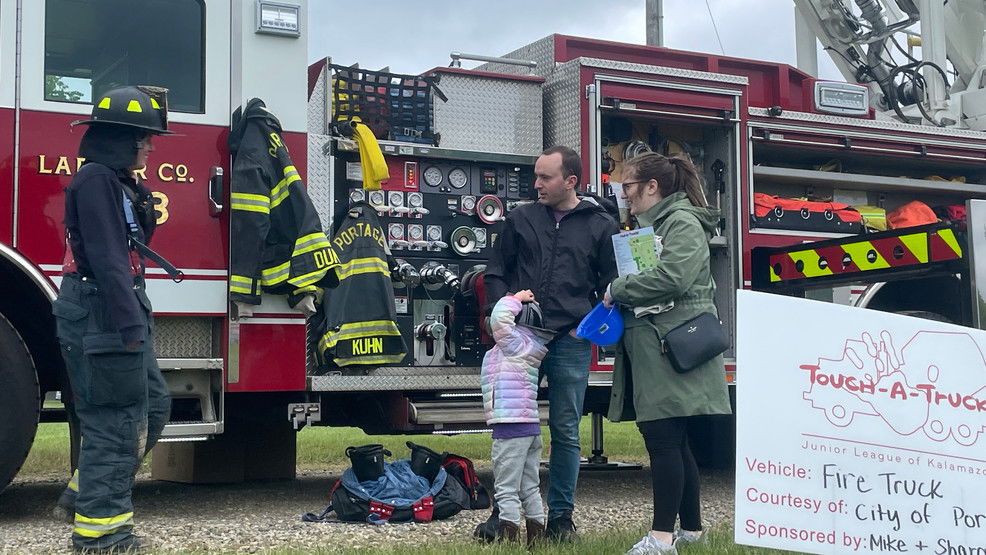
[335,257,390,280]
[768,227,962,283]
[269,165,302,209]
[230,192,270,214]
[318,320,402,352]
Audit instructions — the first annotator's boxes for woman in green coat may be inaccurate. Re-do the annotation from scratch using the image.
[603,152,731,555]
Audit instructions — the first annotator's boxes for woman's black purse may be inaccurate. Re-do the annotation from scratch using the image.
[661,312,728,373]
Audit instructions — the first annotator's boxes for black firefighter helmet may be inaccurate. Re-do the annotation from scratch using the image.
[516,302,555,340]
[72,85,174,135]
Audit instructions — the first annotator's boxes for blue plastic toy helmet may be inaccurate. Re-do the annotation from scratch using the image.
[576,302,624,346]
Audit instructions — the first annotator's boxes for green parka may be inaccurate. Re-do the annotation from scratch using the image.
[607,191,732,423]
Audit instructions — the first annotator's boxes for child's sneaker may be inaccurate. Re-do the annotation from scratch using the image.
[626,534,678,555]
[673,529,706,546]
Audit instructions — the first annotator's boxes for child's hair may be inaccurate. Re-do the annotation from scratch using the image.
[623,152,708,207]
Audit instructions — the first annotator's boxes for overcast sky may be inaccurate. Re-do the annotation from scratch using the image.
[308,0,842,80]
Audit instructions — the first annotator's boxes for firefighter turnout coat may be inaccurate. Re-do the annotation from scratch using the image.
[228,98,337,306]
[316,203,407,366]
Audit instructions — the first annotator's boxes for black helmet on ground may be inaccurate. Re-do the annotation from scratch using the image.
[515,302,555,340]
[72,85,174,135]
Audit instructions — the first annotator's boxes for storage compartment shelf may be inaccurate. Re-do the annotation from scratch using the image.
[753,166,986,197]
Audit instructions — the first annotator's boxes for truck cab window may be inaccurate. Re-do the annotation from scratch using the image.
[44,0,204,113]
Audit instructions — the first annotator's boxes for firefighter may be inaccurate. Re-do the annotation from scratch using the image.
[51,86,174,553]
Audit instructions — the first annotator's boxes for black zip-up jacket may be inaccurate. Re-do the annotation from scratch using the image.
[484,197,619,334]
[64,163,156,345]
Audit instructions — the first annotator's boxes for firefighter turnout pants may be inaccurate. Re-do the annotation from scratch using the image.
[53,274,171,550]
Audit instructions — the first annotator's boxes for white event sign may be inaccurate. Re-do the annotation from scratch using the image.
[735,290,986,554]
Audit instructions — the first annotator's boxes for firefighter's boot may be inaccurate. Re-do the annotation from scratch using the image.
[72,533,145,554]
[53,468,79,523]
[473,504,500,542]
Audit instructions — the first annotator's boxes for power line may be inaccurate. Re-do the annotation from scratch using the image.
[704,0,726,55]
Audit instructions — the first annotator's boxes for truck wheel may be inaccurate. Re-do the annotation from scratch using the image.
[0,312,40,493]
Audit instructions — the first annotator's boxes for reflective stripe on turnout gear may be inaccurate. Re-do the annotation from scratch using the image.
[336,257,390,280]
[74,511,134,538]
[68,468,79,492]
[318,319,402,352]
[261,261,291,286]
[270,165,301,209]
[292,232,332,257]
[231,192,271,214]
[230,274,257,295]
[333,353,406,366]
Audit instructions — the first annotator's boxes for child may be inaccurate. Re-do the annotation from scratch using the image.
[479,289,554,546]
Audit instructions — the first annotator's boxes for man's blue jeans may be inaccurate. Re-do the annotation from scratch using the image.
[539,333,591,519]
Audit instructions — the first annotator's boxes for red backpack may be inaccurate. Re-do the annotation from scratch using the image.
[441,452,491,510]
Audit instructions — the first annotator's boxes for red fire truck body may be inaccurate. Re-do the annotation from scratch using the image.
[3,0,984,490]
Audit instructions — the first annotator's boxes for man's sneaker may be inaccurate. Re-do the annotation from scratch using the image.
[673,529,706,546]
[626,534,678,555]
[545,510,578,542]
[53,487,77,523]
[73,534,144,554]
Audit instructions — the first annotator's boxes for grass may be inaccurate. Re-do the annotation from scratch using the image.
[156,527,784,554]
[296,417,650,468]
[19,420,787,554]
[21,418,648,476]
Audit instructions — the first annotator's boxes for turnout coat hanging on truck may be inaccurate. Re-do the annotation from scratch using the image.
[315,203,407,366]
[228,98,338,307]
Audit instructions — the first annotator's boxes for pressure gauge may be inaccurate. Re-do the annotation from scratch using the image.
[407,192,424,208]
[388,223,405,240]
[461,195,477,212]
[407,224,424,241]
[368,190,385,206]
[427,225,443,241]
[388,191,404,208]
[423,166,443,187]
[448,168,469,189]
[474,227,487,245]
[349,189,365,203]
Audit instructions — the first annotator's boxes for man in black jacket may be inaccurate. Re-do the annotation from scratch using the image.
[483,145,618,541]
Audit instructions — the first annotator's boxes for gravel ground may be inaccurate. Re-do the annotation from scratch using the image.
[0,464,735,553]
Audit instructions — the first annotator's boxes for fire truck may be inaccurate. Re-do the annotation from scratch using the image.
[3,0,986,491]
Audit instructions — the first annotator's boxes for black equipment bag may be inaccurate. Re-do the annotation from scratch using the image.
[302,446,487,523]
[661,312,729,373]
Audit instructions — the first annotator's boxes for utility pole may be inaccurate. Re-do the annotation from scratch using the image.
[646,0,664,47]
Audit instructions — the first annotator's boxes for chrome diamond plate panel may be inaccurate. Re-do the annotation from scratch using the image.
[543,61,582,153]
[434,73,542,155]
[310,366,481,391]
[154,317,216,358]
[476,35,556,77]
[749,107,986,142]
[307,62,329,135]
[307,133,334,230]
[579,57,748,85]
